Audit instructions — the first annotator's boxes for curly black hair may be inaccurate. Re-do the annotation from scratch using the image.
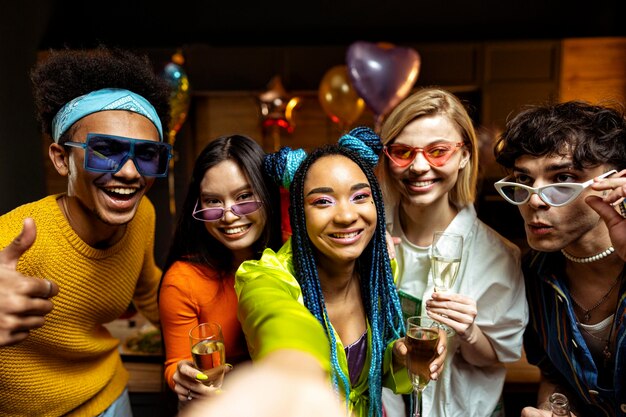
[30,45,171,142]
[494,100,626,171]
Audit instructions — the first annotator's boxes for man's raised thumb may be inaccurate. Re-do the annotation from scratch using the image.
[0,218,37,269]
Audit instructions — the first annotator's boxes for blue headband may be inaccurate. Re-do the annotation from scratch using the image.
[51,88,163,142]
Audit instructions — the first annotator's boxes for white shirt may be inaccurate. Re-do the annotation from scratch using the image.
[383,204,528,417]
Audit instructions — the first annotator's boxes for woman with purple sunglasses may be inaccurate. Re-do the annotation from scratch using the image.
[158,135,283,406]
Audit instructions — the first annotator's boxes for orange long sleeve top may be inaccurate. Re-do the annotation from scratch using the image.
[159,261,249,390]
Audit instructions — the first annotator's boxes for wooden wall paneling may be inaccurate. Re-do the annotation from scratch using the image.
[190,90,380,155]
[191,92,262,153]
[411,42,482,88]
[183,44,282,91]
[191,95,213,152]
[182,44,351,92]
[484,40,559,82]
[280,91,337,151]
[482,40,560,129]
[283,46,349,90]
[560,37,626,104]
[483,81,558,129]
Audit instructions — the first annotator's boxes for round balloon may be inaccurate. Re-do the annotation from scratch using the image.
[318,65,365,129]
[346,41,420,119]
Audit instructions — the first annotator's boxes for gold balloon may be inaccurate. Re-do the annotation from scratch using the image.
[318,65,365,131]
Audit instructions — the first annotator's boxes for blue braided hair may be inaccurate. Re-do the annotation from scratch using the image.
[337,125,383,166]
[263,146,308,189]
[263,127,405,417]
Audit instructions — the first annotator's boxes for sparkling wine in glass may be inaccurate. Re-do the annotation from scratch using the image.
[189,322,226,388]
[406,316,440,417]
[431,232,463,292]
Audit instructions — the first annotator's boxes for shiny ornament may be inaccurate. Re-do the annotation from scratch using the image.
[162,53,191,146]
[257,76,301,151]
[346,41,420,125]
[318,65,365,132]
[160,50,191,221]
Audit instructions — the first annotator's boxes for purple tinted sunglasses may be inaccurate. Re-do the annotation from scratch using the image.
[192,199,263,222]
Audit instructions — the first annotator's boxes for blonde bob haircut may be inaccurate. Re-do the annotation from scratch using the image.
[376,87,479,209]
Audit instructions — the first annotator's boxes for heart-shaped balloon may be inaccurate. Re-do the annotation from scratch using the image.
[346,41,420,119]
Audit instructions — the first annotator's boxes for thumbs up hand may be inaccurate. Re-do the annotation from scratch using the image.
[0,218,59,346]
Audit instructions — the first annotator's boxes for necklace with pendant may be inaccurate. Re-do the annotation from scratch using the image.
[571,268,624,371]
[578,316,616,368]
[569,274,620,323]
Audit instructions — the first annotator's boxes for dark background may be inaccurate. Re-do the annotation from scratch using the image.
[2,2,621,415]
[37,0,626,47]
[2,0,624,213]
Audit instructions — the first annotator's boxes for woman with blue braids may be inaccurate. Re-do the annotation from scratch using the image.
[234,126,447,417]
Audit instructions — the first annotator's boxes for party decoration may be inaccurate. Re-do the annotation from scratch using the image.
[160,50,191,221]
[346,41,420,125]
[162,50,191,146]
[318,65,365,131]
[257,76,301,151]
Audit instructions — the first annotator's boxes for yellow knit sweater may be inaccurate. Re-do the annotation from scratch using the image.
[0,194,161,417]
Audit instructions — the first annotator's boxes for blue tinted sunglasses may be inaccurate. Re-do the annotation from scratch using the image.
[64,133,173,177]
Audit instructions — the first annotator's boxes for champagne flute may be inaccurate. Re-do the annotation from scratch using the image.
[406,316,442,417]
[189,322,226,388]
[430,232,463,292]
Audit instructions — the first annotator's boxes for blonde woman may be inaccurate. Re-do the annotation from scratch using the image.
[376,88,528,417]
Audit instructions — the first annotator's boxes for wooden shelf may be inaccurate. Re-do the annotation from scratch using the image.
[505,349,540,384]
[126,362,164,393]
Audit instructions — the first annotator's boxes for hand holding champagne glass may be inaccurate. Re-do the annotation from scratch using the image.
[189,322,226,389]
[431,232,463,292]
[406,316,450,417]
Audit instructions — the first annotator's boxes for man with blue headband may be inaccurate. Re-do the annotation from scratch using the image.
[0,46,171,417]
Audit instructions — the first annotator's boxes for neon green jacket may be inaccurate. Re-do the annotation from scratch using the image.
[235,238,411,417]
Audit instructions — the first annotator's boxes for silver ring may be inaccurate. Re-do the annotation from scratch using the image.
[187,389,193,401]
[44,280,53,298]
